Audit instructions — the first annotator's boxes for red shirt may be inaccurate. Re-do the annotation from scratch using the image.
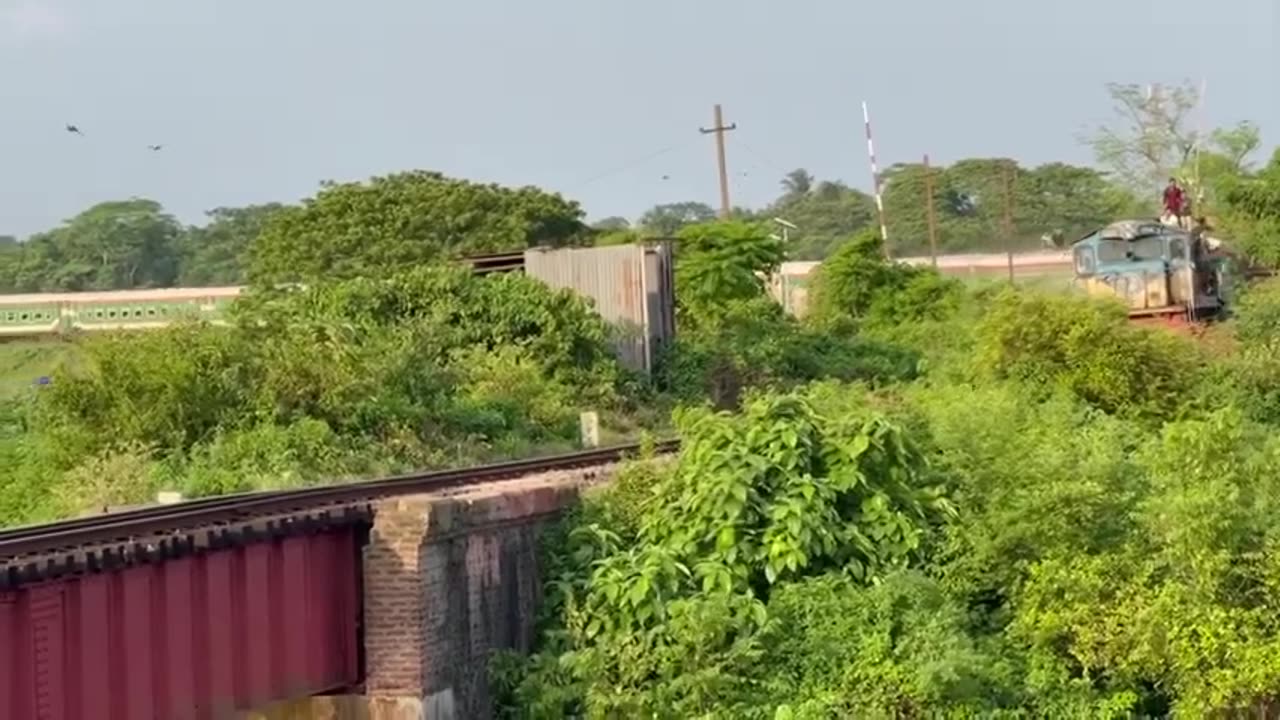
[1163,185,1185,213]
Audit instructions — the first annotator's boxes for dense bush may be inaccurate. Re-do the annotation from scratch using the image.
[499,368,1280,716]
[495,390,955,717]
[974,288,1202,419]
[0,266,627,522]
[657,222,922,407]
[807,228,963,329]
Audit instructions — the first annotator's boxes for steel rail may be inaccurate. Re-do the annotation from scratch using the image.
[0,439,679,560]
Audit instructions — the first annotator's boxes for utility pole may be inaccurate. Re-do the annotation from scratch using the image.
[1001,162,1016,284]
[699,104,737,219]
[923,154,939,267]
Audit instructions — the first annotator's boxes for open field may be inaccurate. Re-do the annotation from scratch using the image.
[0,340,78,399]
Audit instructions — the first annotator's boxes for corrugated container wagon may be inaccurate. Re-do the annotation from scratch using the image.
[524,242,675,375]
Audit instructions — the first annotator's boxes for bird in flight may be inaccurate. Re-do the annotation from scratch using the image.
[65,124,83,135]
[147,144,163,151]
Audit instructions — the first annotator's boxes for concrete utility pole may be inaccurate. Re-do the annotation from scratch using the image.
[1002,162,1016,283]
[923,154,939,267]
[699,104,737,218]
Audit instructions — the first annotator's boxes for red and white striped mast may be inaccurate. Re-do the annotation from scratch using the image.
[862,100,891,258]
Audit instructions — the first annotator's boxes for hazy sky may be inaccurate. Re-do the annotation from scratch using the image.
[1,0,1276,237]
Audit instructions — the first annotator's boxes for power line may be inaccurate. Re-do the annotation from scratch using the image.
[729,136,789,177]
[565,140,694,193]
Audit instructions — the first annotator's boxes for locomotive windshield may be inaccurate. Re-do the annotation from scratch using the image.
[1096,236,1165,263]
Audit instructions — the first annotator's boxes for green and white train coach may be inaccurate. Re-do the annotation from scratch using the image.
[0,287,241,339]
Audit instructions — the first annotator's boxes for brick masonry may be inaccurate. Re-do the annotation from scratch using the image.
[361,463,622,720]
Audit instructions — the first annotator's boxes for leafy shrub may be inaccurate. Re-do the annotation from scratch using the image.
[764,572,1024,717]
[53,442,160,516]
[2,266,631,525]
[974,288,1201,418]
[660,221,924,408]
[1233,275,1280,350]
[675,220,784,316]
[501,389,956,716]
[175,419,356,497]
[807,228,963,328]
[1013,410,1280,717]
[35,323,256,455]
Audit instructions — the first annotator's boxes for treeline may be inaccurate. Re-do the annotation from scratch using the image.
[6,149,1274,296]
[0,172,594,293]
[4,79,1276,294]
[605,160,1145,260]
[5,150,1277,295]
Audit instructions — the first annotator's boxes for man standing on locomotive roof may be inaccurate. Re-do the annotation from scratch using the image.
[1163,177,1187,229]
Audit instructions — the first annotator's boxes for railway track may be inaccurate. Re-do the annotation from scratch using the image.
[0,439,679,569]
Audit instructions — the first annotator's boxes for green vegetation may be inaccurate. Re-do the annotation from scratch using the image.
[0,341,76,399]
[1,80,1279,715]
[0,264,642,522]
[484,96,1280,713]
[493,240,1280,717]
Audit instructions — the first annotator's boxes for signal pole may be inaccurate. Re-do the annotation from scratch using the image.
[923,154,939,267]
[699,104,737,218]
[862,101,890,259]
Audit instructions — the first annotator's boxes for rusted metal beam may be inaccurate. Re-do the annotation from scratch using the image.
[0,440,679,571]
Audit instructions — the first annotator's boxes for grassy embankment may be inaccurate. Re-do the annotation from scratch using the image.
[0,340,78,399]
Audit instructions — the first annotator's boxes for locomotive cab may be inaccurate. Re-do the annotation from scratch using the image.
[1071,220,1226,323]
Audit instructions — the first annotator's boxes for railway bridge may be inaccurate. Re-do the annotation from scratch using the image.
[0,442,675,720]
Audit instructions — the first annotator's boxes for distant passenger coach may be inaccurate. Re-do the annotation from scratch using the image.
[0,287,241,338]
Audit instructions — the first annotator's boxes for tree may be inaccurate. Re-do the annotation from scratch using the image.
[808,229,961,328]
[0,236,19,290]
[637,202,716,236]
[879,159,1136,255]
[4,199,183,292]
[179,204,288,286]
[1219,149,1280,266]
[1208,121,1263,173]
[591,216,631,231]
[762,178,876,260]
[1084,81,1203,197]
[1082,82,1263,213]
[779,168,814,198]
[674,220,783,315]
[247,171,590,285]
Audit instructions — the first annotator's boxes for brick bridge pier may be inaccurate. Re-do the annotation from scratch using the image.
[245,464,620,720]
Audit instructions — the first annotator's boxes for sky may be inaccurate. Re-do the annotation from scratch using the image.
[1,0,1276,237]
